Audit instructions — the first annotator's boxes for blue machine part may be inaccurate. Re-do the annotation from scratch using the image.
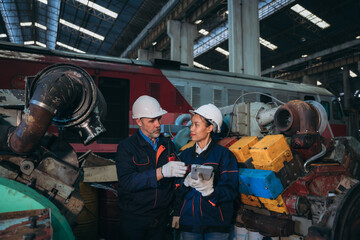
[238,168,283,199]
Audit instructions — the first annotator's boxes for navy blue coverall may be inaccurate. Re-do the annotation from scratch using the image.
[115,130,177,240]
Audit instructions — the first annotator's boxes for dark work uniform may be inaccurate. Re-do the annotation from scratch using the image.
[174,140,239,234]
[115,130,176,240]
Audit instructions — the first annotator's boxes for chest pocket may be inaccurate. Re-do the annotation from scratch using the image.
[132,154,150,166]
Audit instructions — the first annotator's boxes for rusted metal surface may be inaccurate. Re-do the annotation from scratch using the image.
[274,100,317,136]
[9,104,53,155]
[282,165,349,198]
[239,208,295,237]
[0,209,52,240]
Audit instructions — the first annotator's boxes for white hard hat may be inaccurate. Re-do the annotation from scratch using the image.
[132,95,167,119]
[190,104,223,133]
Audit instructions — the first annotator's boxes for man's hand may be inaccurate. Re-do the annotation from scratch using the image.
[161,161,187,178]
[172,216,180,229]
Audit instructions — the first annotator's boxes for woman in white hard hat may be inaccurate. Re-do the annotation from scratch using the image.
[172,103,239,240]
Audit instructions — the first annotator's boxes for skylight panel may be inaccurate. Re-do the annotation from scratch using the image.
[291,4,330,29]
[193,61,210,70]
[259,37,278,50]
[75,0,118,19]
[215,47,229,56]
[56,41,86,53]
[59,19,105,41]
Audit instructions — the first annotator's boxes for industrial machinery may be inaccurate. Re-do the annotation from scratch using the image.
[0,64,107,239]
[218,98,360,239]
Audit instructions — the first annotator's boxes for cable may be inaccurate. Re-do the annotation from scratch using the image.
[226,92,286,137]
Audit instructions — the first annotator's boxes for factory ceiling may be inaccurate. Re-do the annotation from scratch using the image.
[0,0,359,98]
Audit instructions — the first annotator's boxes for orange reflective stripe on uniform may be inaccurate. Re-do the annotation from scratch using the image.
[156,145,165,167]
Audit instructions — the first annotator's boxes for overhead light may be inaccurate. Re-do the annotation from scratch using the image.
[259,37,277,50]
[37,0,48,4]
[20,22,47,30]
[350,70,358,78]
[339,92,344,96]
[152,41,157,46]
[20,22,32,27]
[194,20,202,25]
[356,36,360,39]
[0,33,7,38]
[301,54,308,58]
[75,0,118,19]
[291,4,330,29]
[56,41,86,53]
[35,22,47,30]
[272,65,275,68]
[199,29,209,36]
[317,81,322,86]
[60,19,105,41]
[36,41,46,48]
[225,10,228,14]
[193,61,210,70]
[341,67,344,70]
[215,47,229,56]
[24,41,35,45]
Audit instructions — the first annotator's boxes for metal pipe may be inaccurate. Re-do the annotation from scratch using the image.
[274,100,317,136]
[304,144,327,172]
[8,64,106,155]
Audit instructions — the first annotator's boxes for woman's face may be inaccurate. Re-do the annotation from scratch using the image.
[190,114,213,142]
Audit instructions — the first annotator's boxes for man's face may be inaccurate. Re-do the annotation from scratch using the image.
[136,116,162,140]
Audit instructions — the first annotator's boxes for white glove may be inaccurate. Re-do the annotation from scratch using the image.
[161,161,187,178]
[183,173,195,187]
[190,174,214,197]
[172,216,180,229]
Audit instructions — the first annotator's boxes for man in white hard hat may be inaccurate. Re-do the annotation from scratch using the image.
[115,95,187,240]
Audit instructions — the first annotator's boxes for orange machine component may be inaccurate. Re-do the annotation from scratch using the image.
[240,193,262,208]
[258,195,289,214]
[250,135,293,172]
[229,136,259,163]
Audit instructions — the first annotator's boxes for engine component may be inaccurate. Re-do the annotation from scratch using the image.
[9,64,106,155]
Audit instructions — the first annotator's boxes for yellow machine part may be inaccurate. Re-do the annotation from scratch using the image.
[229,136,259,163]
[179,140,195,152]
[240,194,261,208]
[250,135,293,172]
[258,195,289,214]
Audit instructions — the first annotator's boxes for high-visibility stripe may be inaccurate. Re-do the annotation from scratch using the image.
[156,145,165,166]
[208,200,216,207]
[221,170,238,174]
[218,206,224,221]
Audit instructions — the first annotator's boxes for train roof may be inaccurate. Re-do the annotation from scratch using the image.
[0,42,333,97]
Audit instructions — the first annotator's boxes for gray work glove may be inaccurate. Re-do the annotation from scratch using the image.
[161,161,187,178]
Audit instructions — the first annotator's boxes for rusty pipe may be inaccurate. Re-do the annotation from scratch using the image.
[8,64,106,155]
[274,100,317,136]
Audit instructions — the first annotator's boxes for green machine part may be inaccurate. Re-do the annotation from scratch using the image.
[0,177,74,240]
